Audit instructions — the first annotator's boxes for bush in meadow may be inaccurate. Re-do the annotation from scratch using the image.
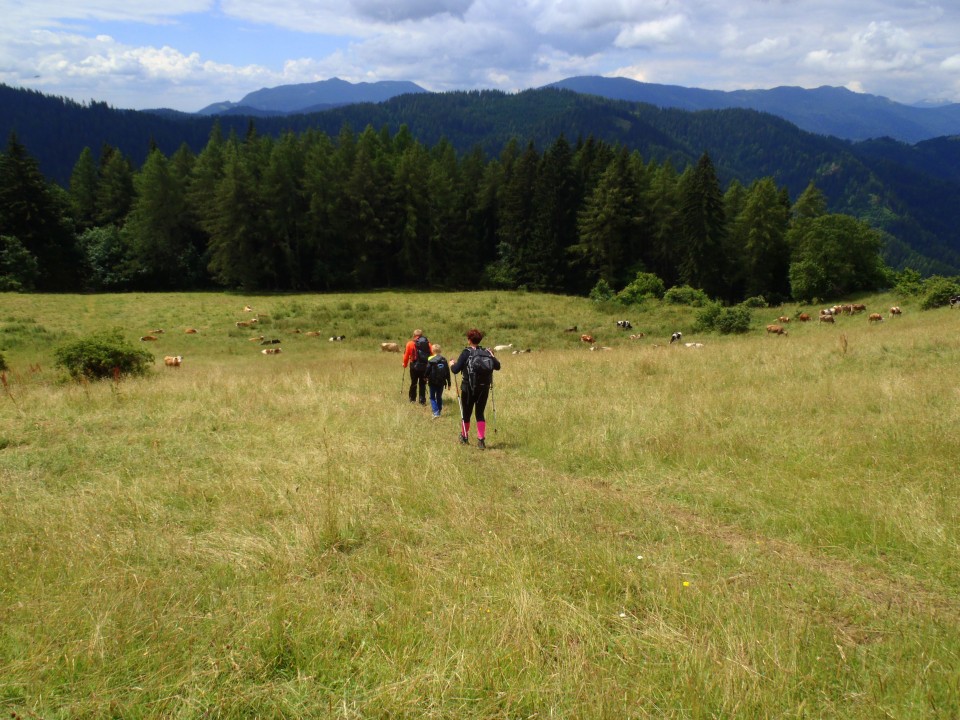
[54,330,154,380]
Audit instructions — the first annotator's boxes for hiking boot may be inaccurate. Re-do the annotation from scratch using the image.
[459,433,469,445]
[478,438,486,450]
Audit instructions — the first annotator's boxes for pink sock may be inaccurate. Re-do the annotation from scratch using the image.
[463,422,470,436]
[477,421,486,439]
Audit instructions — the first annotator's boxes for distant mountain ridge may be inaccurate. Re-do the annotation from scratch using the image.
[196,77,428,115]
[545,76,960,143]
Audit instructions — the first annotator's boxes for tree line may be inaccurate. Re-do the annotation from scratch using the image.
[0,123,890,302]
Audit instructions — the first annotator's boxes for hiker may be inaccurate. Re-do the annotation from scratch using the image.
[451,328,501,449]
[402,328,431,405]
[426,343,452,418]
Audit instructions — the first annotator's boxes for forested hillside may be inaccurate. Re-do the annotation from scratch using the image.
[1,83,959,289]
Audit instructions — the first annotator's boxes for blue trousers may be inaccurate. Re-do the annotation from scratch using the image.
[429,384,446,415]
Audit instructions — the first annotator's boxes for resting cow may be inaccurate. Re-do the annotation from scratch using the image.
[261,347,282,355]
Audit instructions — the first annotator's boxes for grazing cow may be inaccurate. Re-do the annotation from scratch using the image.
[493,344,513,351]
[184,328,198,334]
[163,355,183,367]
[819,314,835,324]
[564,326,578,332]
[889,306,902,316]
[670,331,683,344]
[261,347,282,355]
[777,316,790,324]
[851,304,867,314]
[381,342,401,352]
[616,320,633,329]
[868,313,884,322]
[329,335,346,342]
[140,335,158,342]
[798,313,811,322]
[580,334,595,344]
[766,324,787,335]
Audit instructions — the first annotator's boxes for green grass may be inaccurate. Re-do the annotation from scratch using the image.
[1,291,958,718]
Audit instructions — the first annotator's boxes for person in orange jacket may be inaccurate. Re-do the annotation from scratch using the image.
[402,328,431,405]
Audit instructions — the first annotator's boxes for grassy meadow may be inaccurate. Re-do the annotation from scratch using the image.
[0,290,958,719]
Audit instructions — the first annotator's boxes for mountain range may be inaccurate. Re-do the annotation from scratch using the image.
[2,79,960,275]
[177,75,960,144]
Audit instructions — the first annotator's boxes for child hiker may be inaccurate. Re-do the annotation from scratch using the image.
[451,328,501,449]
[426,344,452,418]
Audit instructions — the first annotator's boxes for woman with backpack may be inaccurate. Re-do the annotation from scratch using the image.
[451,328,501,449]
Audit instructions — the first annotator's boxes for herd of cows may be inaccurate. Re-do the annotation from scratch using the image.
[135,296,960,369]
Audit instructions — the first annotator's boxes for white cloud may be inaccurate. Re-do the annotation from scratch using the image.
[614,15,688,49]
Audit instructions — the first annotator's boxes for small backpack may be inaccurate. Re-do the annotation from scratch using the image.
[465,347,495,389]
[428,355,448,386]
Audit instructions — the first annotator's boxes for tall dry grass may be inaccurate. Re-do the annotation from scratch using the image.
[0,292,957,718]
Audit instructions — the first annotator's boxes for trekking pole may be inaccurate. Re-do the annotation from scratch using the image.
[400,365,406,398]
[454,371,467,441]
[490,378,498,434]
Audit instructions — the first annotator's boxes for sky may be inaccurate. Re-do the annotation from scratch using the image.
[2,0,959,112]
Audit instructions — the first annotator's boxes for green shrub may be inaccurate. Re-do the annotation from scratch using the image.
[664,285,709,307]
[617,272,665,304]
[694,302,753,334]
[588,279,615,303]
[918,276,960,310]
[0,352,8,372]
[54,330,154,380]
[741,295,768,308]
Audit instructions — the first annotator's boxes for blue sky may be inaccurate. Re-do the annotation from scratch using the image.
[2,0,959,112]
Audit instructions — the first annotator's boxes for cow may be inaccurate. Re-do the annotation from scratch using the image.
[381,342,401,352]
[149,329,164,334]
[589,345,612,351]
[616,320,633,329]
[260,338,281,345]
[889,306,902,316]
[776,316,790,324]
[493,344,513,351]
[329,335,346,342]
[305,331,322,337]
[868,313,884,322]
[670,332,683,344]
[766,324,787,335]
[564,325,578,332]
[629,333,645,340]
[580,334,595,344]
[249,335,264,342]
[684,342,705,348]
[511,349,533,354]
[261,347,282,355]
[819,314,835,324]
[851,304,867,314]
[236,320,254,328]
[140,335,158,342]
[798,313,811,322]
[184,328,198,334]
[163,355,183,367]
[950,295,960,308]
[243,305,255,313]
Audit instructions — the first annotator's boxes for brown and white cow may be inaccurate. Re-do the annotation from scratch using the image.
[798,313,811,322]
[580,334,595,344]
[140,335,158,342]
[868,313,884,322]
[261,347,282,355]
[380,342,400,353]
[889,306,902,316]
[819,314,835,324]
[163,355,183,367]
[766,324,787,335]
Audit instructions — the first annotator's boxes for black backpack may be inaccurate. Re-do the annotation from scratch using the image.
[414,336,431,363]
[428,355,448,386]
[465,347,495,389]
